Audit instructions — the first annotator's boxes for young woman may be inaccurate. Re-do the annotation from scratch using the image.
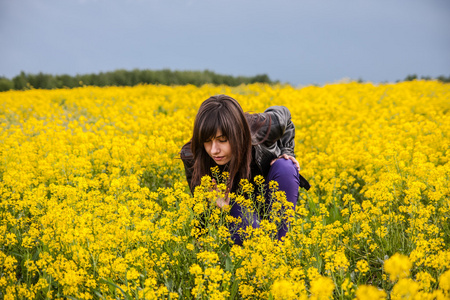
[180,94,310,245]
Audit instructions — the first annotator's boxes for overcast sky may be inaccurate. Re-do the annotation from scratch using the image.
[1,0,449,86]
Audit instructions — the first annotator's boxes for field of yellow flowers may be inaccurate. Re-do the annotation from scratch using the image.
[1,81,449,299]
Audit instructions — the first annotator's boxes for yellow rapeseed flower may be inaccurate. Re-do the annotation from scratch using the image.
[271,279,297,300]
[384,253,412,282]
[310,275,334,300]
[439,270,450,292]
[1,81,449,298]
[355,285,387,300]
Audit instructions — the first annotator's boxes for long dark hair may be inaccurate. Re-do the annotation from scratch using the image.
[191,95,252,191]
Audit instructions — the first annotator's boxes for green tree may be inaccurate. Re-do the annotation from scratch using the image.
[0,77,13,92]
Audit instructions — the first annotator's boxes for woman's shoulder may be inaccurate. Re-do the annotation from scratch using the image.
[246,106,291,124]
[180,140,193,161]
[246,111,270,139]
[263,106,291,119]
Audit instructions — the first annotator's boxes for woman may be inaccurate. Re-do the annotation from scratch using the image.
[180,95,310,245]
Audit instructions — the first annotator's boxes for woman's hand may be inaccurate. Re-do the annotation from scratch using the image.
[212,179,230,208]
[270,154,301,172]
[215,195,230,208]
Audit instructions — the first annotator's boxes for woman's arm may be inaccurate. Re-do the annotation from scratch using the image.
[263,106,295,157]
[265,106,310,190]
[180,141,194,193]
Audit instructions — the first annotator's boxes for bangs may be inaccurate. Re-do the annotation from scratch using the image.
[197,110,229,143]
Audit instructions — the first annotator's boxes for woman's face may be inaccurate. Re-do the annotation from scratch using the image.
[203,130,232,165]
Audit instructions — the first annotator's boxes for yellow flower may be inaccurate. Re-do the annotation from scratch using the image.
[239,284,254,299]
[1,80,449,298]
[196,251,219,265]
[391,278,419,300]
[310,275,334,300]
[271,279,296,300]
[126,268,140,282]
[356,259,370,275]
[341,278,354,297]
[307,267,320,281]
[416,271,436,292]
[439,270,450,291]
[384,253,412,282]
[355,285,386,300]
[269,180,279,190]
[254,175,265,186]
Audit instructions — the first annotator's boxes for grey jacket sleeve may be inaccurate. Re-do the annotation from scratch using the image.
[180,141,194,193]
[263,106,296,157]
[262,106,310,190]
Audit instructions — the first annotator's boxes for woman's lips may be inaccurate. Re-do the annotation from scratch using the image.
[213,156,225,161]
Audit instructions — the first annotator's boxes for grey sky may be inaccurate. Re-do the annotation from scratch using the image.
[1,0,449,86]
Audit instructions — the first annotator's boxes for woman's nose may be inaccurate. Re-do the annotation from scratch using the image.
[211,141,220,154]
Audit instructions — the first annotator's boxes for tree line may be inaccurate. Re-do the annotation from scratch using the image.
[0,69,274,92]
[0,69,448,92]
[402,74,450,83]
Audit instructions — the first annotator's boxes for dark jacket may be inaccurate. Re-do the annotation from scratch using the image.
[180,105,310,193]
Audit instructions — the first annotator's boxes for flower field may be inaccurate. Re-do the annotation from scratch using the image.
[0,81,449,299]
